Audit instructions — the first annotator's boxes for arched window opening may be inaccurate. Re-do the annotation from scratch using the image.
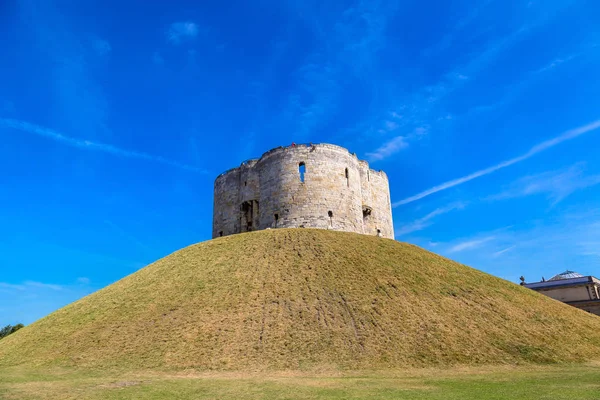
[345,168,349,187]
[299,162,306,183]
[376,229,382,237]
[328,210,333,218]
[328,210,333,228]
[274,213,279,227]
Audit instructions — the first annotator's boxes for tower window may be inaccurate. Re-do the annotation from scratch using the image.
[219,231,223,237]
[274,213,279,227]
[328,210,333,218]
[299,162,306,183]
[345,168,349,187]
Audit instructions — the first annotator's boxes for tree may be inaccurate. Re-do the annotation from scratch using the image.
[0,324,24,340]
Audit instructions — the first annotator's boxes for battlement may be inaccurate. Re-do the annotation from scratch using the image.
[212,143,394,239]
[216,143,387,182]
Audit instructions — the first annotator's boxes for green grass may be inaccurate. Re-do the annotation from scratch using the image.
[1,365,600,399]
[1,229,600,371]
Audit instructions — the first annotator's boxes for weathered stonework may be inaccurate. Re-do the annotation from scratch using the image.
[213,143,394,239]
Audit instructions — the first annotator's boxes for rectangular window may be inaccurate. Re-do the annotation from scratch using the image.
[299,162,306,183]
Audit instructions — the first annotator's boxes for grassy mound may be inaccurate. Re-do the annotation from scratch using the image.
[1,229,600,370]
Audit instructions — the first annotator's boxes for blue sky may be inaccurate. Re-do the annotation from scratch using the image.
[1,0,600,324]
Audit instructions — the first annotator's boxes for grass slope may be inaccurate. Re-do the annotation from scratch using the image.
[1,229,600,370]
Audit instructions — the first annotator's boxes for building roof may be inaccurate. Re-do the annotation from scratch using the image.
[548,270,585,281]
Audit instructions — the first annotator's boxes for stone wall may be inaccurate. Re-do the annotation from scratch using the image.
[212,143,394,239]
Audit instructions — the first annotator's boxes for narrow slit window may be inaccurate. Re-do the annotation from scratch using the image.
[219,231,223,237]
[274,213,279,227]
[345,168,349,187]
[299,162,306,183]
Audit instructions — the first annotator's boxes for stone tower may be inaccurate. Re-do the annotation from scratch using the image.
[212,143,394,239]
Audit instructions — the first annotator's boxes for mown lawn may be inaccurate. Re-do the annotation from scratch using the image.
[1,364,599,399]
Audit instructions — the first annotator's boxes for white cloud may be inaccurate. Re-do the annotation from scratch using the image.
[393,119,600,207]
[366,125,429,162]
[167,22,199,44]
[0,281,63,292]
[384,120,399,131]
[395,202,466,236]
[448,236,496,253]
[492,246,516,257]
[23,281,63,291]
[489,163,600,205]
[366,135,408,161]
[535,55,576,74]
[0,118,206,173]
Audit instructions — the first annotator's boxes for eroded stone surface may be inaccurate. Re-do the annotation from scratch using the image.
[213,144,394,239]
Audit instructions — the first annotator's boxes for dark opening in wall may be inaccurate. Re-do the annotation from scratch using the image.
[274,213,279,227]
[362,206,372,223]
[240,200,258,233]
[219,231,223,237]
[328,210,333,218]
[299,162,306,183]
[345,168,349,187]
[367,170,370,182]
[244,181,247,186]
[377,229,382,237]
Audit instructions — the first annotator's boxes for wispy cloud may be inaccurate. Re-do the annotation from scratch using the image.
[393,119,600,207]
[366,126,428,161]
[359,22,531,162]
[283,61,339,139]
[492,246,516,257]
[167,22,199,44]
[489,163,600,205]
[280,1,400,139]
[0,118,206,173]
[366,136,409,161]
[20,1,110,139]
[76,277,90,285]
[364,2,583,164]
[534,43,599,74]
[0,279,95,324]
[535,54,578,74]
[395,202,466,236]
[0,281,63,292]
[445,208,600,279]
[448,236,496,253]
